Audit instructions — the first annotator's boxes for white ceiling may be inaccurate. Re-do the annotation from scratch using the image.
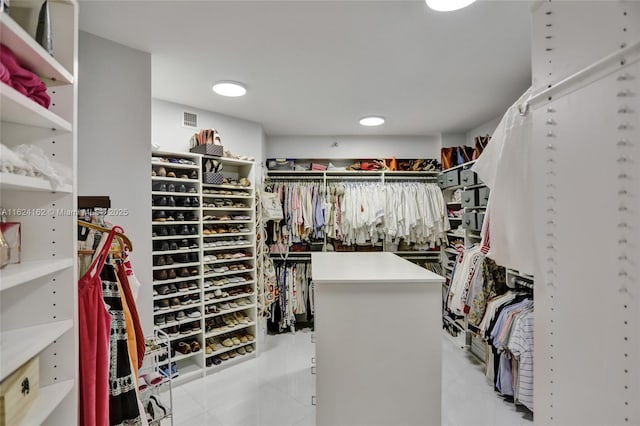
[78,0,533,136]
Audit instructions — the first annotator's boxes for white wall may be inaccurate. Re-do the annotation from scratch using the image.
[266,135,441,161]
[465,115,501,146]
[152,99,265,173]
[441,133,466,148]
[78,31,153,333]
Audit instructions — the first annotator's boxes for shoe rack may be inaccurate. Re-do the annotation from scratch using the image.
[140,331,174,425]
[0,2,79,425]
[151,151,257,384]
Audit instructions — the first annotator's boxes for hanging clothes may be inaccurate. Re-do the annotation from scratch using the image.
[101,263,143,425]
[78,227,119,426]
[471,87,535,275]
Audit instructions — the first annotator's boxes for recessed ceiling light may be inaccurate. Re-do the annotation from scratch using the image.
[359,116,385,127]
[426,0,477,12]
[212,81,247,97]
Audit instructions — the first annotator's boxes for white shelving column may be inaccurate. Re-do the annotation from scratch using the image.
[530,2,640,424]
[0,1,78,425]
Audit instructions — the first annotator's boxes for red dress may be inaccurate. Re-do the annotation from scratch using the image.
[78,227,121,426]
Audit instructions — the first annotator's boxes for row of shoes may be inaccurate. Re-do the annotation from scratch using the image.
[203,188,250,196]
[153,267,199,281]
[205,312,251,333]
[205,333,254,354]
[153,196,200,207]
[154,253,199,266]
[174,339,201,354]
[154,309,201,326]
[203,214,251,221]
[153,182,198,193]
[153,281,199,295]
[154,294,200,310]
[152,156,196,166]
[206,344,255,366]
[223,150,255,162]
[202,198,248,208]
[159,362,179,379]
[153,225,199,237]
[203,263,251,274]
[153,211,199,222]
[202,238,251,248]
[203,225,250,235]
[204,297,252,314]
[204,276,253,288]
[152,167,198,180]
[203,251,251,261]
[164,321,202,337]
[222,177,251,187]
[144,395,169,423]
[154,239,199,251]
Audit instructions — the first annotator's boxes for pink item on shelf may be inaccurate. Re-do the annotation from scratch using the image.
[0,62,10,84]
[0,44,51,108]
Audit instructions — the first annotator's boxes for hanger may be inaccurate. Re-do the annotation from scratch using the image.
[77,220,133,253]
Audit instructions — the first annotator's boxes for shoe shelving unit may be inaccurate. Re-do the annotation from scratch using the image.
[0,2,78,425]
[151,151,257,384]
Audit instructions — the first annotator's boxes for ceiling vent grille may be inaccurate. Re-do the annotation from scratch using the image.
[182,111,198,129]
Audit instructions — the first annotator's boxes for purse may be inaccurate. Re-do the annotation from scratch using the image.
[441,147,455,170]
[260,191,283,222]
[473,135,491,160]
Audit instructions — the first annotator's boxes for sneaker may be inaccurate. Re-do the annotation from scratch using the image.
[176,311,186,321]
[154,315,165,326]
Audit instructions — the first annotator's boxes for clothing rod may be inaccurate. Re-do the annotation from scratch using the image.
[527,37,640,112]
[267,175,324,180]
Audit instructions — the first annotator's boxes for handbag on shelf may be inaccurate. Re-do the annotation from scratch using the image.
[441,147,455,170]
[473,135,491,160]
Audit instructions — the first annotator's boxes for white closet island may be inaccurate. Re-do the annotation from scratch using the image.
[312,252,444,426]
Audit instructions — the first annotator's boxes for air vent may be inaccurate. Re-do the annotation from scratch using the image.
[182,111,198,129]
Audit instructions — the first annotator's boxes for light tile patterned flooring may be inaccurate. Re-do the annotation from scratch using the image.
[161,329,533,426]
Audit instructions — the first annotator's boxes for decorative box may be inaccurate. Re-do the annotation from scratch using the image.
[190,144,224,157]
[0,222,21,264]
[0,356,39,426]
[203,172,224,185]
[266,159,295,171]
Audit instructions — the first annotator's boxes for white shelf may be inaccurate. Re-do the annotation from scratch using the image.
[167,330,202,343]
[0,173,73,193]
[151,176,200,184]
[21,379,75,425]
[0,320,73,381]
[168,350,202,363]
[204,293,253,305]
[154,288,201,301]
[202,183,253,190]
[203,220,253,225]
[151,162,199,171]
[203,232,253,238]
[207,157,255,166]
[204,244,253,252]
[218,281,255,291]
[152,221,200,226]
[0,82,72,131]
[153,261,200,271]
[0,13,73,84]
[153,276,201,286]
[0,258,73,292]
[152,248,200,256]
[205,304,256,319]
[204,256,252,265]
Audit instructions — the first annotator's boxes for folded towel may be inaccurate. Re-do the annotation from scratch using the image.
[0,62,10,84]
[0,44,51,108]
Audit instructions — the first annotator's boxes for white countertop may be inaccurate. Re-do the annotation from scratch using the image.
[311,252,444,284]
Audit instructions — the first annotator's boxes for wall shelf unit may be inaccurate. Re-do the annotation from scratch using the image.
[151,150,257,385]
[0,2,78,424]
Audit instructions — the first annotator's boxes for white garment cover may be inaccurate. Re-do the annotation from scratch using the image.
[471,87,535,275]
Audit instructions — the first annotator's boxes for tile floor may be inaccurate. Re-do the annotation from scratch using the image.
[163,329,533,426]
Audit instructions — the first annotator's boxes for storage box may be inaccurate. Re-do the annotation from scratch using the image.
[202,172,224,185]
[461,189,478,208]
[437,174,446,188]
[460,169,478,186]
[0,222,20,264]
[478,187,490,206]
[462,212,478,231]
[266,159,295,171]
[445,169,460,187]
[0,356,39,426]
[190,144,224,157]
